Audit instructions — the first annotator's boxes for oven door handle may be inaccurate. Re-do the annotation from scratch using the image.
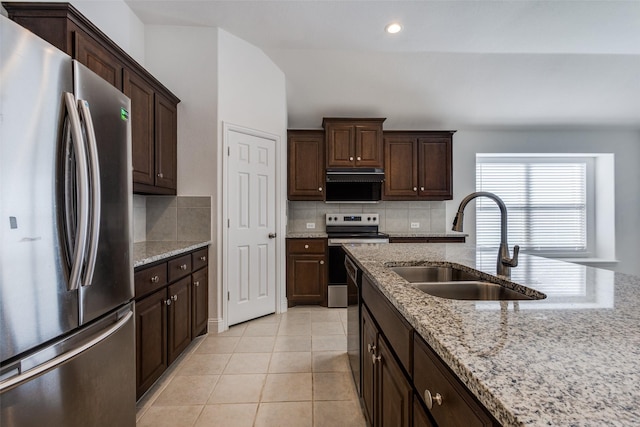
[344,256,358,284]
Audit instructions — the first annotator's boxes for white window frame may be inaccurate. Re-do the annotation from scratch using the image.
[476,154,596,258]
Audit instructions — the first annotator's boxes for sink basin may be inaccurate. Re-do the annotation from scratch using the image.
[391,266,479,283]
[390,266,534,301]
[412,281,533,300]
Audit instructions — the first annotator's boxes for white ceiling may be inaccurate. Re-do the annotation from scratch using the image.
[126,0,640,129]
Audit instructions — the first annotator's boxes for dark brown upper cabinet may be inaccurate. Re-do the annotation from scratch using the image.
[287,130,325,200]
[383,131,454,201]
[4,2,180,195]
[323,118,385,168]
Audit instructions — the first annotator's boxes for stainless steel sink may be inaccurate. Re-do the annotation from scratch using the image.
[390,266,535,301]
[390,266,479,283]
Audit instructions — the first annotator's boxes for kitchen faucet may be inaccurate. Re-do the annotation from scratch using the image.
[452,192,519,278]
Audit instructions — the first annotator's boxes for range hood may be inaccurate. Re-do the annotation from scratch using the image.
[325,168,385,202]
[325,168,385,183]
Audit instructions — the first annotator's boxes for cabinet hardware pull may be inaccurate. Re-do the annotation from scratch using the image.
[424,389,443,410]
[413,187,417,192]
[194,281,200,287]
[372,354,381,364]
[367,343,377,353]
[318,187,323,192]
[157,172,164,178]
[164,299,171,306]
[304,244,309,249]
[171,295,178,301]
[268,233,277,239]
[420,186,425,191]
[180,264,187,270]
[349,156,354,161]
[357,156,361,161]
[151,275,159,283]
[320,260,324,265]
[199,256,206,261]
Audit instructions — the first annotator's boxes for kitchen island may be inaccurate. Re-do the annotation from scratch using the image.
[344,243,640,426]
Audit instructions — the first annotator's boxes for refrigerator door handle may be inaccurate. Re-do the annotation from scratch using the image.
[63,92,90,292]
[0,310,133,393]
[77,99,101,287]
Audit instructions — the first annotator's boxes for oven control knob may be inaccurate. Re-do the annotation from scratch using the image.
[328,217,332,222]
[367,217,371,221]
[333,216,338,221]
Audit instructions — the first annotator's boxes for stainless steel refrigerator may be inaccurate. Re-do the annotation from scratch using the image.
[0,16,135,426]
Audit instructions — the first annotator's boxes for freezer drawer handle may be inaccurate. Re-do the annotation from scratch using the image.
[0,310,133,394]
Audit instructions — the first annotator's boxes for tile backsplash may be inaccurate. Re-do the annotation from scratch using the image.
[287,201,447,233]
[133,195,211,242]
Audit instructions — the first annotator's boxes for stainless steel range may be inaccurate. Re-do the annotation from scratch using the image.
[326,213,389,307]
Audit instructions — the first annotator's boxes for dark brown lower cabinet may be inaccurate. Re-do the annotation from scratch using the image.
[134,246,209,399]
[362,305,412,427]
[414,334,497,427]
[413,397,436,427]
[286,238,327,306]
[167,277,192,364]
[191,267,209,337]
[361,273,499,427]
[135,288,167,399]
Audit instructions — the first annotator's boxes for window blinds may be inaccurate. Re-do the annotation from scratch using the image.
[476,159,587,253]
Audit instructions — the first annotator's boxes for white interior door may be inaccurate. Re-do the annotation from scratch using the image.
[226,128,277,326]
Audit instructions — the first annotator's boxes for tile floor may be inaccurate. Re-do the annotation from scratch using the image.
[136,306,367,427]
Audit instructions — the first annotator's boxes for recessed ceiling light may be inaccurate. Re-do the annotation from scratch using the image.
[385,23,402,34]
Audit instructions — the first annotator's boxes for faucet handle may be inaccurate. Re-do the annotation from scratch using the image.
[502,245,519,267]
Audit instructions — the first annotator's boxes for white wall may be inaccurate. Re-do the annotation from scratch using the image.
[447,129,640,276]
[217,29,288,327]
[144,24,219,326]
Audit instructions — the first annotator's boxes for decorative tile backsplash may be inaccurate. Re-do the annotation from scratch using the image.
[133,195,211,243]
[287,201,447,233]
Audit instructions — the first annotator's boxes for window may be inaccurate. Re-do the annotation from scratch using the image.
[476,155,595,257]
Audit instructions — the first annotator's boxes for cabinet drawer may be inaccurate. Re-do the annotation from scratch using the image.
[192,248,208,271]
[413,334,495,427]
[135,263,167,299]
[168,255,192,282]
[287,239,326,254]
[361,274,412,374]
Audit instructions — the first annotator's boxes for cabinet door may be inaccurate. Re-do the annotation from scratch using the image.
[377,337,412,427]
[74,31,122,89]
[326,124,355,167]
[288,131,325,200]
[123,69,155,187]
[361,306,378,427]
[383,136,418,199]
[355,124,383,168]
[414,334,495,427]
[413,397,436,427]
[135,288,167,399]
[191,267,209,337]
[155,93,178,190]
[167,277,192,364]
[418,136,452,200]
[286,253,326,306]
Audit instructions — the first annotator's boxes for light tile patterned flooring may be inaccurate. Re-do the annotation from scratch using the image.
[136,306,367,427]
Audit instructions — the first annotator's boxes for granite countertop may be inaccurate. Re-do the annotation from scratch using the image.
[285,231,467,239]
[343,243,640,426]
[133,240,211,268]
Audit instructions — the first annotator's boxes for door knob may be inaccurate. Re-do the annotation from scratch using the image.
[268,233,277,239]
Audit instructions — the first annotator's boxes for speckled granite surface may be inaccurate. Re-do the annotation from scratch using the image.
[285,232,467,239]
[343,243,640,426]
[133,241,210,268]
[286,232,328,238]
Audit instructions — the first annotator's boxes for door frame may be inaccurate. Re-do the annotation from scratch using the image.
[219,122,286,332]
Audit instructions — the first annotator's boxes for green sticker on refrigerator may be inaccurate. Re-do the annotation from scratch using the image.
[120,108,129,121]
